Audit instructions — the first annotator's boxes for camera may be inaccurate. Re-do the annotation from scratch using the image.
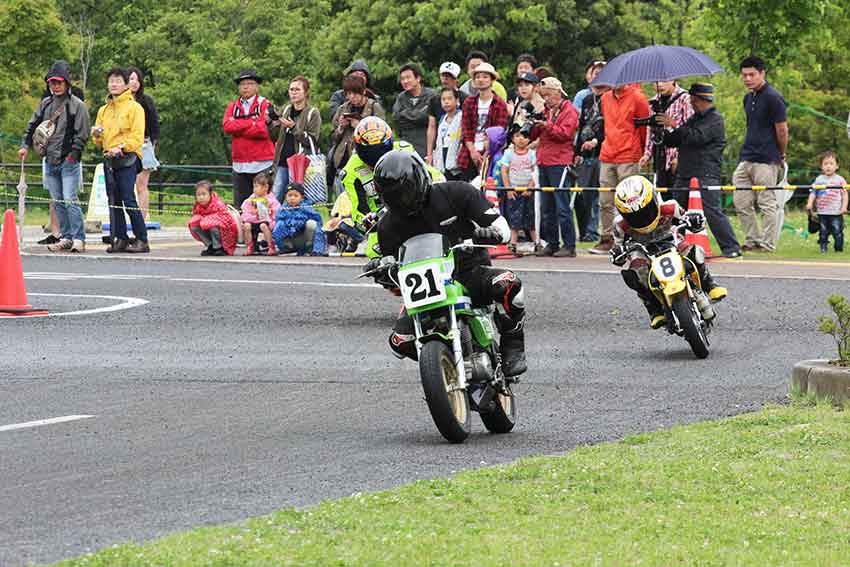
[518,101,546,137]
[267,104,280,122]
[633,97,670,128]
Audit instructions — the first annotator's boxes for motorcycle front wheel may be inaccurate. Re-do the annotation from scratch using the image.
[479,382,517,434]
[672,295,710,359]
[419,341,471,443]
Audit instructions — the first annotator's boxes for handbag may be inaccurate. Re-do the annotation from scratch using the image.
[289,135,327,203]
[33,105,65,157]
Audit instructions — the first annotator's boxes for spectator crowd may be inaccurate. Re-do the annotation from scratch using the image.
[19,51,847,257]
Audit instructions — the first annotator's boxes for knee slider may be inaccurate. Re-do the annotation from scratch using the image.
[389,331,417,361]
[621,269,643,292]
[491,271,524,311]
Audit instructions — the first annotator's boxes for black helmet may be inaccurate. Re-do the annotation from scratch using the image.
[373,150,431,216]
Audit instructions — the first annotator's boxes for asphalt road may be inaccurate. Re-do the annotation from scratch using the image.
[1,255,844,565]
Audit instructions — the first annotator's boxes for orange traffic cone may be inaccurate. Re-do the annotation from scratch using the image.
[483,177,517,259]
[0,209,47,316]
[683,177,714,258]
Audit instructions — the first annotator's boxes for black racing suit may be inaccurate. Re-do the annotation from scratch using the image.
[376,181,526,374]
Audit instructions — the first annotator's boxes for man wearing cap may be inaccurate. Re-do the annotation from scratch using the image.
[660,83,741,257]
[426,61,466,165]
[20,60,90,253]
[392,63,437,158]
[529,77,579,257]
[572,60,606,114]
[457,63,509,180]
[223,69,276,208]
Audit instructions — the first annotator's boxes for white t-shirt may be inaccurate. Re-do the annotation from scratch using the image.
[498,148,537,188]
[474,98,492,151]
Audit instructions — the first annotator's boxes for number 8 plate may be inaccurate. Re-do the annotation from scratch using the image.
[399,261,447,309]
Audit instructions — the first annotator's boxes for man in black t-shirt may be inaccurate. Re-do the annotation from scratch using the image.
[732,56,789,253]
[368,150,527,377]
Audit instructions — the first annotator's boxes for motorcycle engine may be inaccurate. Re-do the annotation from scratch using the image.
[470,351,494,382]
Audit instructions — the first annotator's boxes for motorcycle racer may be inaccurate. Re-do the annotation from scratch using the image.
[609,175,727,329]
[366,149,527,377]
[340,117,445,255]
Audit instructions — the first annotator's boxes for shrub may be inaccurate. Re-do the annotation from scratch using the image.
[817,294,850,365]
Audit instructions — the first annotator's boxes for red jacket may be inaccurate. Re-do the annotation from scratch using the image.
[457,93,509,171]
[222,96,276,164]
[188,192,239,255]
[530,99,579,166]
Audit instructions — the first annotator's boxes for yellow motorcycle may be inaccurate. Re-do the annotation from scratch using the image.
[614,226,715,359]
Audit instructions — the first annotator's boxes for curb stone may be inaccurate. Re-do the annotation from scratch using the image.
[791,359,850,402]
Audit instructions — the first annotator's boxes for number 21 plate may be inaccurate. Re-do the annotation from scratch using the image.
[399,262,447,309]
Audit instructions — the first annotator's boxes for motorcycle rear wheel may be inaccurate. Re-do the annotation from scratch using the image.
[419,341,471,443]
[672,295,710,359]
[479,382,517,434]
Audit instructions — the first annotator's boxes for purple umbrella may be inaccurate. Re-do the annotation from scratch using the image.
[592,45,723,87]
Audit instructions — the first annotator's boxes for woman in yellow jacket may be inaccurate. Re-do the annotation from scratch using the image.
[93,67,149,253]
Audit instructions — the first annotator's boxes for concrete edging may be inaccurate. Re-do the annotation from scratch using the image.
[791,359,850,402]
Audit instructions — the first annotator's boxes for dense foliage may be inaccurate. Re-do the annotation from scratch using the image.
[1,0,846,183]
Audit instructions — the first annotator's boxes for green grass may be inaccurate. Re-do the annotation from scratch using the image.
[52,401,850,567]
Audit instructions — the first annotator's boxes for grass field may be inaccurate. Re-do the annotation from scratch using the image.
[52,399,850,567]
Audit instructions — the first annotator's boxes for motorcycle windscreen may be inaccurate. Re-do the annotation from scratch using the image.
[398,233,450,265]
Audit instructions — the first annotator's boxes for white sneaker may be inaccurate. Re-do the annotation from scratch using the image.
[71,240,86,253]
[47,239,73,252]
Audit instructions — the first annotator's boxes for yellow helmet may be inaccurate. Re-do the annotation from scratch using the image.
[354,116,394,167]
[614,175,660,233]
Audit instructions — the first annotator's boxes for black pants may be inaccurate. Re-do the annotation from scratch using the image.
[390,265,525,360]
[673,175,741,256]
[232,171,263,208]
[574,158,600,240]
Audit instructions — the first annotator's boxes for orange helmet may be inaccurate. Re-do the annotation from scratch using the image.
[354,116,394,167]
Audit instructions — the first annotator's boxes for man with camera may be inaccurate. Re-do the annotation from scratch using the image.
[529,76,580,257]
[660,83,741,258]
[638,81,692,188]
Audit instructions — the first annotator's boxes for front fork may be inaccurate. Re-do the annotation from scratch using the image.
[413,306,468,391]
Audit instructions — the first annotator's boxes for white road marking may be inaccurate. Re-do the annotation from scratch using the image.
[0,415,94,433]
[24,273,166,281]
[0,293,149,319]
[170,277,377,288]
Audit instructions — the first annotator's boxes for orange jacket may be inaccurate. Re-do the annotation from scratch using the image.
[599,85,650,164]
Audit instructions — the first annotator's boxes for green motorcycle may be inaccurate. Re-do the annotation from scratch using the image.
[363,233,517,443]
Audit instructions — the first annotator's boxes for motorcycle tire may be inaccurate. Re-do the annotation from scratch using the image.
[419,341,471,443]
[672,295,710,359]
[479,382,517,434]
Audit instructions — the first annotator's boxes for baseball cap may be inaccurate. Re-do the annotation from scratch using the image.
[539,77,568,97]
[439,61,461,79]
[516,72,540,85]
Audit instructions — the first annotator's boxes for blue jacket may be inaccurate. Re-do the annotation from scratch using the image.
[273,200,326,255]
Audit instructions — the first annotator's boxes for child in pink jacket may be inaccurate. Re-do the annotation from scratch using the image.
[240,172,280,255]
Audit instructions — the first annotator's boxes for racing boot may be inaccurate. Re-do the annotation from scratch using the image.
[638,290,666,329]
[500,329,527,377]
[698,265,727,302]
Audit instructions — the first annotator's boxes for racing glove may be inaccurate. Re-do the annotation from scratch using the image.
[472,226,503,245]
[609,244,627,266]
[683,211,705,232]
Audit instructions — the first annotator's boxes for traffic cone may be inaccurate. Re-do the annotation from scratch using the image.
[683,177,714,258]
[483,177,516,259]
[0,209,47,316]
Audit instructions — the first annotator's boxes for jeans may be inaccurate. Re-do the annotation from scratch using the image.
[574,158,600,240]
[190,226,222,249]
[105,162,148,242]
[818,214,844,251]
[538,165,576,249]
[273,166,290,202]
[43,160,85,241]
